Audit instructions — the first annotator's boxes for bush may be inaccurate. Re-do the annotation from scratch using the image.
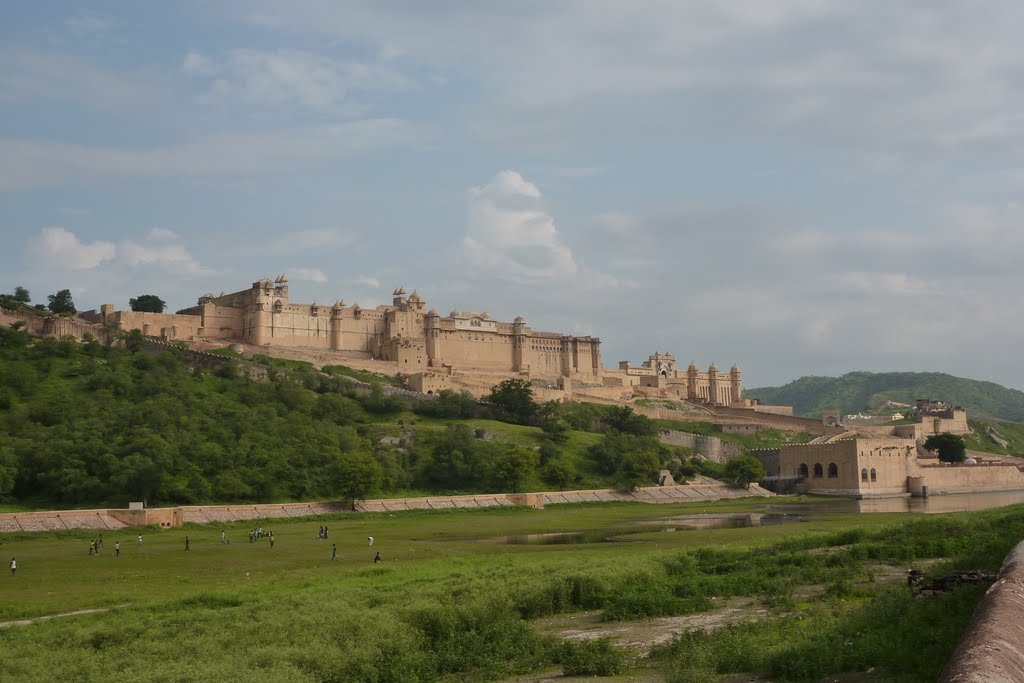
[559,638,629,676]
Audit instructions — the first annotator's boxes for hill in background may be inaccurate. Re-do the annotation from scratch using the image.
[746,371,1024,423]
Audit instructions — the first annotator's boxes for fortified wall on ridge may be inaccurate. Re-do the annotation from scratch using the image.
[82,275,742,406]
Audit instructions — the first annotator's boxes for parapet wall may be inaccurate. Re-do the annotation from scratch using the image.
[941,539,1024,682]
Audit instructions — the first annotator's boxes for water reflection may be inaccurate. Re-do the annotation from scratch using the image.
[465,491,1024,545]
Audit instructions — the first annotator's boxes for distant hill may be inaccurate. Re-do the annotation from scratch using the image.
[746,371,1024,422]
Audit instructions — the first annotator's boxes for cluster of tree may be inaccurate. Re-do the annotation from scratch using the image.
[923,433,967,463]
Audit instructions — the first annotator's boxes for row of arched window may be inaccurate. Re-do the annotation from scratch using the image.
[798,463,838,478]
[797,463,878,483]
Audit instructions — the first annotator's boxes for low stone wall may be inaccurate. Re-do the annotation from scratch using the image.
[0,484,772,534]
[940,539,1024,682]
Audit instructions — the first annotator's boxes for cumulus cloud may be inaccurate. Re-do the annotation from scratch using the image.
[31,226,116,270]
[29,226,205,276]
[463,170,577,281]
[289,268,328,283]
[118,239,205,276]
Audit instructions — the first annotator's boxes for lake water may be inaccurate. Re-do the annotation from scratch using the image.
[487,491,1024,544]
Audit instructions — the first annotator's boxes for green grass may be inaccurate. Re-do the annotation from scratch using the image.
[2,499,1022,681]
[652,418,815,450]
[964,419,1024,456]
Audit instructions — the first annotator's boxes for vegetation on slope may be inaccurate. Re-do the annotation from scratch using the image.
[747,370,1024,421]
[0,327,718,508]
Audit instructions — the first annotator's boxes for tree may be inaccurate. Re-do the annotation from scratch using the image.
[489,445,538,493]
[129,294,167,313]
[484,378,537,424]
[602,406,657,436]
[47,289,76,315]
[539,401,571,443]
[12,286,30,304]
[723,456,767,489]
[329,451,383,510]
[540,457,576,491]
[924,433,967,463]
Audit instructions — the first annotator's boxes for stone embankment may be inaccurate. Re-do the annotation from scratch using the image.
[941,539,1024,683]
[0,484,772,533]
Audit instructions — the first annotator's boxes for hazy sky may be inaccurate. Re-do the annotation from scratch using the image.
[4,2,1024,389]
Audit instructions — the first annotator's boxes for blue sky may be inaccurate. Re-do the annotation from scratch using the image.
[4,2,1024,389]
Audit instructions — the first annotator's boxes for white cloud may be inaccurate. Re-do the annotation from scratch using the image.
[0,119,425,189]
[118,239,205,276]
[31,227,116,270]
[28,226,205,277]
[289,268,328,283]
[0,50,161,110]
[183,48,413,112]
[65,13,111,35]
[463,170,577,281]
[270,227,358,253]
[147,227,180,242]
[357,275,380,288]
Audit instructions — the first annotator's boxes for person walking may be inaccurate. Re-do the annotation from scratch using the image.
[88,540,95,556]
[184,536,191,551]
[114,542,120,557]
[220,530,226,545]
[373,551,382,564]
[138,533,143,545]
[368,536,374,547]
[331,544,338,561]
[269,533,274,549]
[9,558,15,577]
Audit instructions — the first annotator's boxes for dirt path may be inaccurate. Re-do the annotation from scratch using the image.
[0,603,130,629]
[534,598,768,655]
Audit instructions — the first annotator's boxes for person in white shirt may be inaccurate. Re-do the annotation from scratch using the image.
[368,536,374,546]
[9,558,15,577]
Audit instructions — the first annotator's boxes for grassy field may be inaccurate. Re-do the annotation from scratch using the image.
[2,498,1022,682]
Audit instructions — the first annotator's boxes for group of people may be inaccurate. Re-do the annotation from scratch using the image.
[85,536,124,557]
[328,531,381,563]
[248,527,272,544]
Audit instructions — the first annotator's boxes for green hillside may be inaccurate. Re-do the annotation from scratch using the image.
[747,371,1024,422]
[1,326,734,508]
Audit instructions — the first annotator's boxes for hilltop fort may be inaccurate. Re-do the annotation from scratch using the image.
[80,275,742,405]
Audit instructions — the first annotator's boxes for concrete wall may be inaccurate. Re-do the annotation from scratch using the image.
[941,539,1024,683]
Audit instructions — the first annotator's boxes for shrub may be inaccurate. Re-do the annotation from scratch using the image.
[559,638,629,676]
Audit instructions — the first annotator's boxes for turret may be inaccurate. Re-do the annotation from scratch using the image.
[330,301,345,350]
[730,363,742,403]
[687,361,698,401]
[392,286,407,307]
[512,316,527,371]
[249,278,274,346]
[708,363,720,405]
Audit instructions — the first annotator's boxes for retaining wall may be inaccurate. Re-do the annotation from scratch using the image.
[941,539,1024,682]
[0,484,772,534]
